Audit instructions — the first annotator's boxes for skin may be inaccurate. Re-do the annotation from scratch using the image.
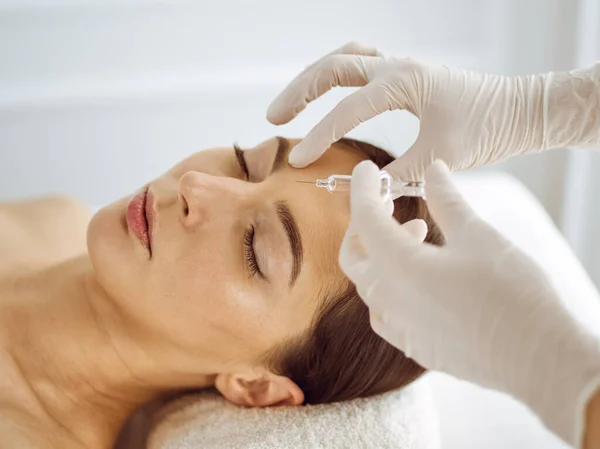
[0,138,367,449]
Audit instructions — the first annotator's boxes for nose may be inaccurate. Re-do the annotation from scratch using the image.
[178,171,248,229]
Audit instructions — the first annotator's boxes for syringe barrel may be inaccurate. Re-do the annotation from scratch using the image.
[320,171,423,201]
[381,170,426,199]
[328,172,393,201]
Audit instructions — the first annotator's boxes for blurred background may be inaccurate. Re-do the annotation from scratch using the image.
[0,1,599,447]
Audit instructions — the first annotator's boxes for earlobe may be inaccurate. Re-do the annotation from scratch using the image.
[215,372,304,407]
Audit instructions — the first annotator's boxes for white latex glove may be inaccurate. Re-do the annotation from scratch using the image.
[339,159,600,447]
[267,42,600,181]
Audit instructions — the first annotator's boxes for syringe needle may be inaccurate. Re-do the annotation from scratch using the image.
[295,181,316,184]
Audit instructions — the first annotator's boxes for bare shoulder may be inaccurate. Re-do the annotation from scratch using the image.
[0,195,92,224]
[0,414,51,449]
[0,196,93,273]
[0,412,83,449]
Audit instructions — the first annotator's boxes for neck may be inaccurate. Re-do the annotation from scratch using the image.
[0,255,214,448]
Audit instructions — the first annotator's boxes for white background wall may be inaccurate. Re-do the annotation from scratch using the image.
[1,1,598,448]
[0,0,544,206]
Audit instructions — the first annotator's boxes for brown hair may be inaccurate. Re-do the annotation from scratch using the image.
[267,138,445,404]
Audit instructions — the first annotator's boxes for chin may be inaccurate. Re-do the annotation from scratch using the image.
[87,199,134,292]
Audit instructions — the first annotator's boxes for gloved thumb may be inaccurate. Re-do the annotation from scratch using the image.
[424,160,476,242]
[340,161,431,275]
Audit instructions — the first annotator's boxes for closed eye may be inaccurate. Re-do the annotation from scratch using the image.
[243,225,264,279]
[234,144,249,180]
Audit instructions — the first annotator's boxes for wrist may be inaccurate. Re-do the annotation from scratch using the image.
[505,73,547,154]
[542,62,600,150]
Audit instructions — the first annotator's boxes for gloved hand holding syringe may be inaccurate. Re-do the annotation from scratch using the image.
[269,42,600,449]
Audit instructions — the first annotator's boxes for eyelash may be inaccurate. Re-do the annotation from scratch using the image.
[234,144,249,180]
[243,225,263,279]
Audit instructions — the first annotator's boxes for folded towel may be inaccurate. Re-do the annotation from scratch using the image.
[148,377,439,449]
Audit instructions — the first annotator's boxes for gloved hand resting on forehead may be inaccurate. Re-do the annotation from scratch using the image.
[339,159,600,449]
[267,42,600,181]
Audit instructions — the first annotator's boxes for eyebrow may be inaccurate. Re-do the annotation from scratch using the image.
[271,136,290,173]
[275,201,303,286]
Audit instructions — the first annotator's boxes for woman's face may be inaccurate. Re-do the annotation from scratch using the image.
[88,138,366,376]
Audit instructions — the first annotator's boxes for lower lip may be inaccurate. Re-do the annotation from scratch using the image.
[126,189,151,253]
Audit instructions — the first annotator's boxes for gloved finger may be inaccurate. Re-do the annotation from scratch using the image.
[339,219,386,290]
[382,194,395,217]
[350,160,390,220]
[267,55,380,127]
[338,169,384,283]
[296,41,383,81]
[383,139,431,183]
[331,41,382,57]
[267,42,382,125]
[424,160,478,242]
[288,83,391,167]
[348,161,425,260]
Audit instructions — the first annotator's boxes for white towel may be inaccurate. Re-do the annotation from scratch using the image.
[148,377,440,449]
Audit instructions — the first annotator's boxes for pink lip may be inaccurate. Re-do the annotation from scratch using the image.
[126,187,155,256]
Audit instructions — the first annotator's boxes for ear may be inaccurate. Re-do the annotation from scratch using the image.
[215,372,304,407]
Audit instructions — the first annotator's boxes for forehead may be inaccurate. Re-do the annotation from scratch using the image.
[267,138,367,307]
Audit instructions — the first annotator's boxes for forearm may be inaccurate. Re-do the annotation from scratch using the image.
[585,387,600,449]
[541,62,600,150]
[487,63,600,162]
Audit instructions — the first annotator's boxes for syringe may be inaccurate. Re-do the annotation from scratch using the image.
[296,170,425,202]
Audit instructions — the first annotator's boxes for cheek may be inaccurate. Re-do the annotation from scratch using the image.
[138,239,247,335]
[145,245,281,353]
